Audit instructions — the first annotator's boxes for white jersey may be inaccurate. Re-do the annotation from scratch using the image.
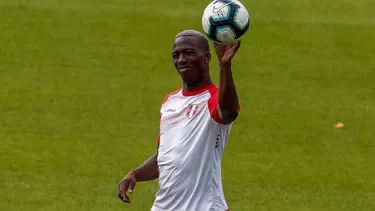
[150,84,239,211]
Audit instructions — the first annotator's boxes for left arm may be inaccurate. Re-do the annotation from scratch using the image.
[215,41,241,123]
[218,61,239,123]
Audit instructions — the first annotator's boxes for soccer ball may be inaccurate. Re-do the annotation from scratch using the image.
[202,0,250,45]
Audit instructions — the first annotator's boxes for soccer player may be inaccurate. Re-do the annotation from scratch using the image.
[117,29,241,211]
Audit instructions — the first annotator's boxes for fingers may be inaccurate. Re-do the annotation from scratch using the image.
[123,194,131,203]
[228,41,241,54]
[117,177,137,204]
[123,181,136,203]
[117,182,126,201]
[120,192,131,203]
[118,181,131,203]
[233,41,241,53]
[236,40,241,48]
[214,43,222,51]
[229,41,240,49]
[213,41,241,52]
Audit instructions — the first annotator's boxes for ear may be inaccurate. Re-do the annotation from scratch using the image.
[204,51,211,63]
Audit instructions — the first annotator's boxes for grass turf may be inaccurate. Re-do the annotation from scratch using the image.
[0,0,374,210]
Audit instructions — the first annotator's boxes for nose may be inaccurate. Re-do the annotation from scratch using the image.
[177,54,188,66]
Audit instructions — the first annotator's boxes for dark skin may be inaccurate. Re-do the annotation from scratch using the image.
[172,36,212,91]
[117,36,241,203]
[117,153,158,203]
[215,41,241,122]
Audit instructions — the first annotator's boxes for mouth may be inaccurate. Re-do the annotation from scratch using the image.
[178,66,191,73]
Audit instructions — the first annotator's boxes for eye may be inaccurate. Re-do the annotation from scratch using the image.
[185,51,195,56]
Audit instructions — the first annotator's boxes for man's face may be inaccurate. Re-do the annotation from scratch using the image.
[172,36,208,85]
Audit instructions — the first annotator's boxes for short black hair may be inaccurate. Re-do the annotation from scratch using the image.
[175,30,210,52]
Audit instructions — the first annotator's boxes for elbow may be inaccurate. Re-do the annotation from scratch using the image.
[221,110,239,123]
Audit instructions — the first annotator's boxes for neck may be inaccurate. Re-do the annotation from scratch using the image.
[183,78,213,93]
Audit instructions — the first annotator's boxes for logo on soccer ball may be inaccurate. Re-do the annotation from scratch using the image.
[212,2,233,15]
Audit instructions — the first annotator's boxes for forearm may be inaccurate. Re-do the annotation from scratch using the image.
[134,153,159,182]
[218,61,239,121]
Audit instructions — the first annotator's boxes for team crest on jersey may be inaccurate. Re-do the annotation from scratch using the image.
[186,103,204,119]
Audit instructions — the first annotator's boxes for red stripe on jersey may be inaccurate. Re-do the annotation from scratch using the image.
[207,85,240,125]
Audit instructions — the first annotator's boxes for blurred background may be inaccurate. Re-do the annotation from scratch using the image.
[0,0,374,210]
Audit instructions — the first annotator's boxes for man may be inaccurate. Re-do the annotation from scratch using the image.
[118,29,241,211]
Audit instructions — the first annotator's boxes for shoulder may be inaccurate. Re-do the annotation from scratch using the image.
[207,84,240,125]
[161,88,182,105]
[207,84,219,96]
[206,84,219,103]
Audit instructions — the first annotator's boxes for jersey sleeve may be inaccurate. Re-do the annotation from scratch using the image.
[157,109,162,145]
[207,91,240,124]
[156,90,180,145]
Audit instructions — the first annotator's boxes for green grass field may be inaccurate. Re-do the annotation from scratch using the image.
[1,0,375,210]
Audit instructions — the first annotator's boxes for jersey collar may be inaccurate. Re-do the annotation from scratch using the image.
[182,84,216,96]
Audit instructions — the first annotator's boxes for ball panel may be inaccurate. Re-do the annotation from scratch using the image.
[226,1,240,23]
[202,13,211,36]
[208,19,220,43]
[233,3,250,30]
[215,25,237,44]
[233,21,249,39]
[208,17,233,43]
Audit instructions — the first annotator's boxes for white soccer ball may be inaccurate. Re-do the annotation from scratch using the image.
[202,0,250,45]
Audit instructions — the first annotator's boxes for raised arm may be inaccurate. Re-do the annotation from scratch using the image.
[214,41,241,123]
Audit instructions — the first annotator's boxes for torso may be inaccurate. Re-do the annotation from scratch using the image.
[151,84,237,211]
